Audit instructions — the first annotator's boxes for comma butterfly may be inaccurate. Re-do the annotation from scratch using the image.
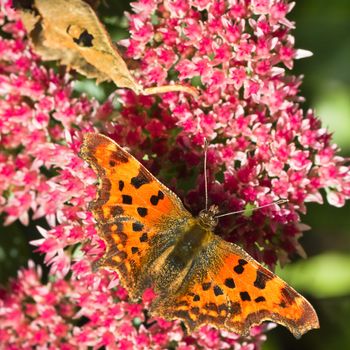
[79,133,319,338]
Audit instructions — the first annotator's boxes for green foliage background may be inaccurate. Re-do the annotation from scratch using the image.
[269,0,350,348]
[0,1,349,349]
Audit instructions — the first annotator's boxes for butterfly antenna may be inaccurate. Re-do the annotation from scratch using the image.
[215,199,288,219]
[204,138,209,211]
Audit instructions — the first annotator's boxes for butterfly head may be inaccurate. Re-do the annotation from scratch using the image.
[198,205,219,229]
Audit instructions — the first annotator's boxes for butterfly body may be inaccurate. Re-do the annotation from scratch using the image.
[163,212,215,272]
[105,211,216,301]
[80,133,319,338]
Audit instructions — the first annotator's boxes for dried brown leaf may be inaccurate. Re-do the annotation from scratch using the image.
[17,0,198,97]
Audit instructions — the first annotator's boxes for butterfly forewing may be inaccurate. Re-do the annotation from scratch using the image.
[80,133,192,297]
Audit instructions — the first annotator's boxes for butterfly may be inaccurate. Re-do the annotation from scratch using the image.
[79,133,319,338]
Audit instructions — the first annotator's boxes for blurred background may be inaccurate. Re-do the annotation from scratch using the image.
[269,1,350,349]
[0,0,349,349]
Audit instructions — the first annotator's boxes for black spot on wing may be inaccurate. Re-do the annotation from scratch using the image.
[234,265,244,274]
[137,207,148,217]
[131,247,139,254]
[254,269,273,289]
[202,282,211,291]
[132,222,143,232]
[119,180,124,191]
[150,190,165,206]
[255,296,266,303]
[193,295,200,302]
[280,286,297,305]
[233,259,247,274]
[240,291,251,301]
[122,195,132,205]
[239,259,248,265]
[224,278,235,289]
[139,233,148,242]
[109,149,129,164]
[131,168,151,189]
[213,285,224,296]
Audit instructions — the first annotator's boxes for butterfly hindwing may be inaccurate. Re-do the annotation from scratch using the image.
[151,237,319,337]
[213,239,319,337]
[79,133,192,298]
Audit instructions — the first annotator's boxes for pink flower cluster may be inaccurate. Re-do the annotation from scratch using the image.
[0,1,267,348]
[119,0,350,265]
[3,261,267,349]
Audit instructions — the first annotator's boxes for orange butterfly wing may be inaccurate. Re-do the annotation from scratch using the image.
[151,236,319,338]
[79,133,192,298]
